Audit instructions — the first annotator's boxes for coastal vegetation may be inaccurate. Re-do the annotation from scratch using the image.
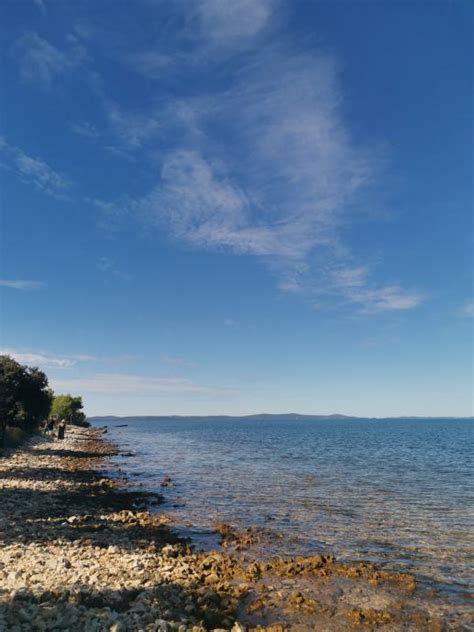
[50,393,87,426]
[0,354,87,447]
[0,355,52,445]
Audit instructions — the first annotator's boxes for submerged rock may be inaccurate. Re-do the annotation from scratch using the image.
[160,476,174,488]
[0,426,459,632]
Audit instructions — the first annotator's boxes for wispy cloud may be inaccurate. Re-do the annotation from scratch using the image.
[75,100,161,155]
[33,0,46,15]
[0,138,71,197]
[160,355,197,369]
[0,347,143,370]
[348,285,423,313]
[106,46,419,313]
[96,256,113,272]
[51,373,230,395]
[10,31,125,164]
[136,150,253,251]
[126,53,368,259]
[329,266,423,313]
[10,32,86,87]
[11,30,159,157]
[459,301,474,318]
[0,348,79,369]
[125,51,176,78]
[127,0,277,76]
[95,256,132,281]
[191,0,277,45]
[64,0,275,82]
[71,121,100,139]
[102,100,161,149]
[224,318,239,327]
[12,6,421,315]
[0,280,46,290]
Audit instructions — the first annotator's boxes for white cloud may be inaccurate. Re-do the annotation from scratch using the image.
[33,0,46,14]
[137,150,253,251]
[51,373,228,395]
[0,348,147,371]
[69,354,98,362]
[72,121,100,139]
[126,51,175,78]
[108,49,418,313]
[129,53,374,265]
[0,280,46,290]
[0,348,104,369]
[10,32,86,86]
[126,0,276,79]
[160,355,197,369]
[332,266,369,289]
[0,348,76,369]
[330,266,423,313]
[94,256,132,281]
[14,153,69,193]
[0,138,70,197]
[192,0,276,44]
[103,100,161,149]
[96,256,113,272]
[349,286,423,313]
[224,318,239,327]
[64,8,420,315]
[460,301,474,318]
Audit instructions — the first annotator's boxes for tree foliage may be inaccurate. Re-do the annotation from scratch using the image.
[51,394,86,425]
[0,355,53,442]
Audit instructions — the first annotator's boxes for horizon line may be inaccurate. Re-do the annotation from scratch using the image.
[86,412,474,420]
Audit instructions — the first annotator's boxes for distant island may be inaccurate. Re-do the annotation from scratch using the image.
[88,413,352,422]
[87,413,473,422]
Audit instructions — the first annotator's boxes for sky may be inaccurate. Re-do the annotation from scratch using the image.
[0,0,472,417]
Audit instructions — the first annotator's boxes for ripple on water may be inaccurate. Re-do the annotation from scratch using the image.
[98,417,474,615]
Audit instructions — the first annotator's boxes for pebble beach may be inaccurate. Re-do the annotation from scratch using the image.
[0,426,469,631]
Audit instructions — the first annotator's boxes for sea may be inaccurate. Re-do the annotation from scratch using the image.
[90,416,473,610]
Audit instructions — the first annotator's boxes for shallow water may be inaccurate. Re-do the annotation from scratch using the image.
[92,417,473,606]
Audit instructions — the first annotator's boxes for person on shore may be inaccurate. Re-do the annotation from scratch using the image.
[57,419,66,440]
[44,418,55,438]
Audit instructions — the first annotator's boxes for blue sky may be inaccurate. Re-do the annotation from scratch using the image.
[0,0,472,417]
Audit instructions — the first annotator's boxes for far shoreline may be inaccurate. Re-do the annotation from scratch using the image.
[88,414,474,422]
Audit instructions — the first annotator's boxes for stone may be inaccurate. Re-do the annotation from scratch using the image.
[0,422,442,632]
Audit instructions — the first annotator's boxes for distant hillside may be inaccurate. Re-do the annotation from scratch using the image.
[87,413,358,422]
[87,413,473,422]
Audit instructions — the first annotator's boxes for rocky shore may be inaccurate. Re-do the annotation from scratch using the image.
[0,426,465,631]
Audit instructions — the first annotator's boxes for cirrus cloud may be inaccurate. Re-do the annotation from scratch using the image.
[0,348,78,369]
[191,0,277,45]
[0,279,46,290]
[51,373,232,395]
[459,301,474,318]
[10,31,86,87]
[106,48,420,313]
[0,137,71,198]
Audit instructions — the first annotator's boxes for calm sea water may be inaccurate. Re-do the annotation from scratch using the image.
[92,417,473,604]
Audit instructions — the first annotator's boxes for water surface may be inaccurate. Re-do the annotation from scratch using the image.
[92,417,473,606]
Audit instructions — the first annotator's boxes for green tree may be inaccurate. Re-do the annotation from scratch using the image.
[0,355,52,442]
[51,394,86,425]
[18,368,52,425]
